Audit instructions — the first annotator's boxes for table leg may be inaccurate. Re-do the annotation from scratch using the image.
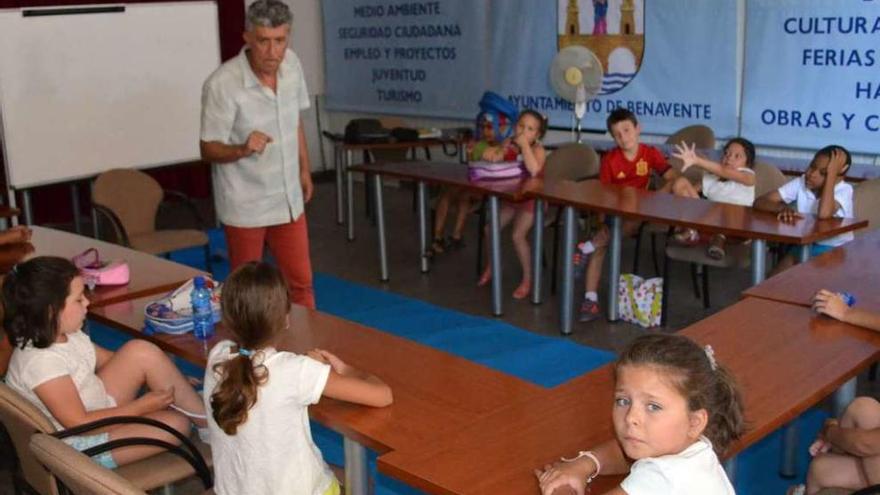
[780,421,798,478]
[373,175,389,282]
[417,181,429,273]
[346,149,355,241]
[530,199,544,305]
[834,377,857,417]
[751,239,767,285]
[489,195,503,316]
[335,144,344,225]
[344,437,369,495]
[70,183,82,234]
[607,215,622,321]
[798,245,811,264]
[560,206,577,334]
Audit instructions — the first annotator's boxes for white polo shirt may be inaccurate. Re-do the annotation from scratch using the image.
[777,176,854,247]
[201,47,310,227]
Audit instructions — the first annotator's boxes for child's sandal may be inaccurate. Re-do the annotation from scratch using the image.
[430,237,447,255]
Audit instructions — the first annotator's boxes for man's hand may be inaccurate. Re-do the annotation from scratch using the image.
[242,131,273,156]
[301,171,314,203]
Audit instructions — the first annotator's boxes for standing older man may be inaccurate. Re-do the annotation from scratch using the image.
[200,0,315,308]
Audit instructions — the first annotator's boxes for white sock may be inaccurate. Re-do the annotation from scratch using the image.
[578,241,595,255]
[584,291,598,302]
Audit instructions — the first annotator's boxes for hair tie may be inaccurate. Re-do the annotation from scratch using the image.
[10,264,18,274]
[704,345,717,371]
[236,346,254,357]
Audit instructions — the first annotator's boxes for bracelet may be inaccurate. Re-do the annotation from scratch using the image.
[560,450,601,485]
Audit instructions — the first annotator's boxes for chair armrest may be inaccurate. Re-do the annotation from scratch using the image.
[162,189,207,230]
[53,415,212,489]
[92,204,131,247]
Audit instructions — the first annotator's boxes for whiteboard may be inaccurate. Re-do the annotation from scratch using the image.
[0,2,220,189]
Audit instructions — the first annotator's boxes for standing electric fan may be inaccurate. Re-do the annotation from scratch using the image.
[549,46,604,142]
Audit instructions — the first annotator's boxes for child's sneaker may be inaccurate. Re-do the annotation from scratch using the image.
[578,299,601,322]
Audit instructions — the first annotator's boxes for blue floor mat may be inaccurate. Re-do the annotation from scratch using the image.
[92,227,822,493]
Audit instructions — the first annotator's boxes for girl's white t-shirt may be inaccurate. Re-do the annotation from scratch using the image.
[5,329,116,430]
[204,340,334,495]
[702,167,755,207]
[620,437,735,495]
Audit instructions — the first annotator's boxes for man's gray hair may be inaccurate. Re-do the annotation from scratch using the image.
[246,0,292,31]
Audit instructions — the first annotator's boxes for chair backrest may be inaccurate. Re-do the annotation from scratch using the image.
[664,125,716,149]
[753,161,789,199]
[0,382,60,495]
[854,178,880,235]
[92,169,163,238]
[544,143,600,182]
[30,433,145,495]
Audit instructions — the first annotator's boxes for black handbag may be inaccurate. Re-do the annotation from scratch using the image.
[344,119,391,144]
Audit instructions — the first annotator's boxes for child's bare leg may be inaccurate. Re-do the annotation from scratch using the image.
[671,176,701,199]
[451,192,473,241]
[433,188,454,241]
[478,204,516,285]
[584,226,609,296]
[104,410,191,465]
[770,253,797,276]
[805,453,869,494]
[98,340,206,426]
[511,208,535,299]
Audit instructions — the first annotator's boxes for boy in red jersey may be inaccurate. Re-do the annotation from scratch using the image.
[578,108,678,322]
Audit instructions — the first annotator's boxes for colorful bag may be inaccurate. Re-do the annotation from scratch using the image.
[71,248,130,288]
[468,160,526,181]
[617,273,663,328]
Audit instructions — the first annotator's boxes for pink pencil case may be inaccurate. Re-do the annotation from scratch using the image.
[71,248,130,287]
[468,160,526,181]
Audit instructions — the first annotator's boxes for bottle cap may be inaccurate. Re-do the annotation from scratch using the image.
[193,276,205,288]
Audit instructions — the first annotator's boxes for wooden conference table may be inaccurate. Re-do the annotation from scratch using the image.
[0,226,205,307]
[348,161,535,317]
[90,296,541,495]
[378,297,880,494]
[526,179,868,334]
[744,229,880,313]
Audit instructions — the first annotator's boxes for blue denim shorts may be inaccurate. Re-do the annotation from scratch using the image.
[786,243,836,258]
[64,432,117,469]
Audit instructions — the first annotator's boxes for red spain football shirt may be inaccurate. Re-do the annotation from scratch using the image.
[599,143,670,189]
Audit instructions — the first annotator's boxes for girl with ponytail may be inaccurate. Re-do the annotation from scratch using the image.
[204,262,392,495]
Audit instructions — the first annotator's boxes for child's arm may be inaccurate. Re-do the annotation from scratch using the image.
[813,290,880,332]
[0,225,32,246]
[820,418,880,458]
[34,375,174,428]
[817,148,847,219]
[754,188,803,223]
[673,142,756,186]
[308,349,393,407]
[0,335,12,377]
[520,142,546,177]
[535,438,632,495]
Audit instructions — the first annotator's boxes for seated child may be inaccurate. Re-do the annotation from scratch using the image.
[670,137,757,259]
[535,333,744,495]
[754,145,853,275]
[789,396,880,494]
[429,114,508,256]
[476,109,548,299]
[577,108,679,322]
[3,256,206,468]
[205,262,393,495]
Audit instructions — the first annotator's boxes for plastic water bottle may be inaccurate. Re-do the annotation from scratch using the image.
[191,276,214,340]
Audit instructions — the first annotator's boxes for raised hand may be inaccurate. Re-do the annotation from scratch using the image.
[672,141,698,171]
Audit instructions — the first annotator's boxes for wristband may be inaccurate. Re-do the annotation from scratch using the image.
[560,450,600,485]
